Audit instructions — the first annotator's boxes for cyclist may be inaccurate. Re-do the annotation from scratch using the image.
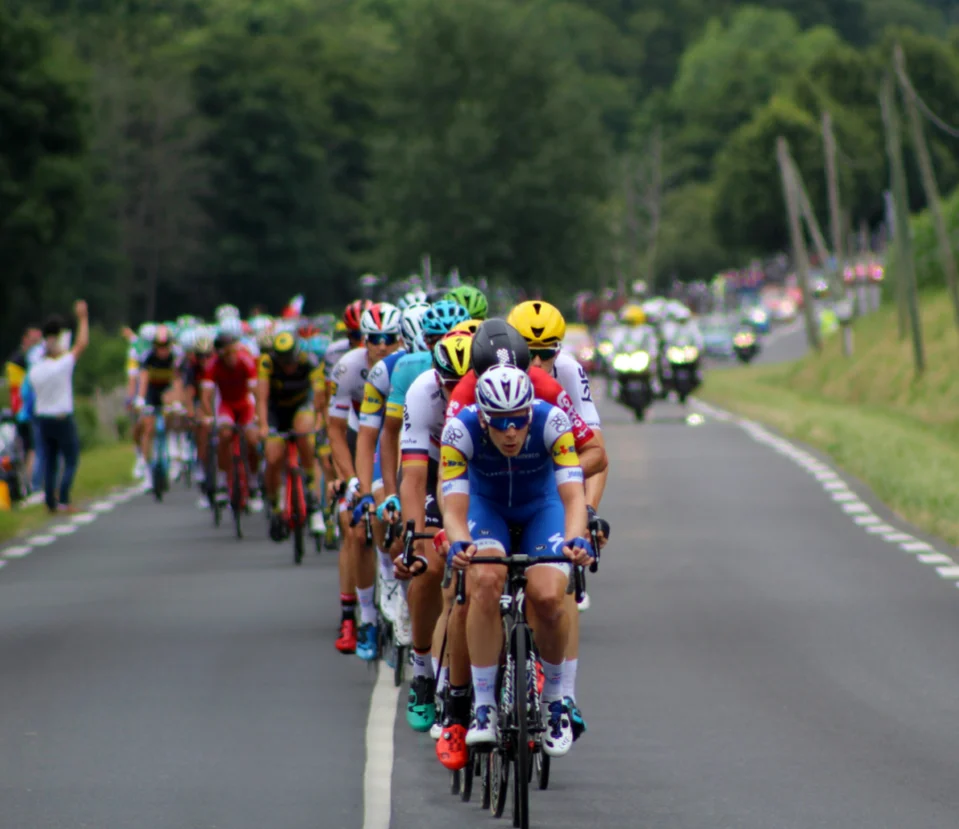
[327,302,402,658]
[354,302,430,632]
[441,365,594,759]
[444,285,489,320]
[127,322,155,479]
[182,328,215,501]
[199,332,262,508]
[134,325,185,484]
[380,300,472,503]
[257,331,326,540]
[395,332,474,739]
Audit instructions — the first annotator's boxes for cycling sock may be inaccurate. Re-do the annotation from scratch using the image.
[432,656,439,678]
[471,665,498,709]
[449,683,471,722]
[412,648,434,680]
[377,547,394,582]
[563,658,578,702]
[340,593,357,623]
[540,659,564,704]
[357,586,377,625]
[436,666,449,697]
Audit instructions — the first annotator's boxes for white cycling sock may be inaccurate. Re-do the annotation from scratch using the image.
[412,649,434,680]
[377,547,394,582]
[357,586,377,625]
[471,665,498,709]
[540,659,564,704]
[436,666,449,696]
[563,658,578,701]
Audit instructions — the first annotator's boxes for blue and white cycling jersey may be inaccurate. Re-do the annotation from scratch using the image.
[359,349,408,432]
[440,400,583,557]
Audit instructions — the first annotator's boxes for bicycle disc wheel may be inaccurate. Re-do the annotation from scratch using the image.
[512,627,530,829]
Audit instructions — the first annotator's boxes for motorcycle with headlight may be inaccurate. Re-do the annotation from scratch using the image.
[665,344,701,403]
[732,329,759,364]
[612,349,654,420]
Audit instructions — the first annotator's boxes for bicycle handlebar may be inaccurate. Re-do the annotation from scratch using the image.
[401,518,433,577]
[451,554,586,606]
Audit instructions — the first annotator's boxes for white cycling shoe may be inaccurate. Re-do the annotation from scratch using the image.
[541,700,574,757]
[466,705,498,746]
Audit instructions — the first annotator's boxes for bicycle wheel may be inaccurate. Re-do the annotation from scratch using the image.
[232,455,243,539]
[490,748,509,818]
[461,748,475,802]
[291,472,305,565]
[534,752,550,790]
[512,626,530,829]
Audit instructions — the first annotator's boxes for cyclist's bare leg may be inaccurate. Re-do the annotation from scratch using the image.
[523,566,570,666]
[263,439,285,505]
[463,549,508,668]
[140,413,156,464]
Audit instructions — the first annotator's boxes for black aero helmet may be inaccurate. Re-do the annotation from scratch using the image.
[470,318,530,375]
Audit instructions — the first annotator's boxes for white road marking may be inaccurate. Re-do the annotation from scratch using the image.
[362,666,400,829]
[881,532,915,543]
[917,553,954,565]
[28,535,56,546]
[0,485,142,576]
[694,400,958,592]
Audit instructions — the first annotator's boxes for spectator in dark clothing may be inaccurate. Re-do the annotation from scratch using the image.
[27,301,89,514]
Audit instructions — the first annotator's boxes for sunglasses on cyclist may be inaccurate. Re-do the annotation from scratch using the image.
[529,347,559,361]
[486,410,532,432]
[367,333,399,346]
[347,330,363,342]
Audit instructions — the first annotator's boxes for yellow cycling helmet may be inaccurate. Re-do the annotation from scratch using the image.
[449,319,482,337]
[507,300,566,347]
[334,320,348,334]
[620,304,646,325]
[433,333,473,381]
[273,331,299,361]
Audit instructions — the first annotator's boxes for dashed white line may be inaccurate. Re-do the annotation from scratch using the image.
[918,553,954,564]
[696,400,959,591]
[2,546,32,558]
[28,535,56,546]
[71,512,97,524]
[50,524,78,536]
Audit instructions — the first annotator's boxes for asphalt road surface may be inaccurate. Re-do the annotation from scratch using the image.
[4,387,959,829]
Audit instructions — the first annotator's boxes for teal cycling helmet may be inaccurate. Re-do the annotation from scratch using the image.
[422,300,471,336]
[444,285,489,320]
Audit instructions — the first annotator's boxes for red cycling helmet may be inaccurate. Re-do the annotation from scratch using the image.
[344,299,373,332]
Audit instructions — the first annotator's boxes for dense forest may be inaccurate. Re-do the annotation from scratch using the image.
[3,0,959,345]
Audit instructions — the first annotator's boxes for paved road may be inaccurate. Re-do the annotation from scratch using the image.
[4,389,959,828]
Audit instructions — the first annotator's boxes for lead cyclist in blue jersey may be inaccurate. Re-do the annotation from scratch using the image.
[440,364,594,758]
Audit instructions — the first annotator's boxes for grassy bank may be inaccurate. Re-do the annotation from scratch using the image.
[0,442,134,542]
[700,292,959,545]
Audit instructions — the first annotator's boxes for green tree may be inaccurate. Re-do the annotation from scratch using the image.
[372,0,611,297]
[0,8,89,353]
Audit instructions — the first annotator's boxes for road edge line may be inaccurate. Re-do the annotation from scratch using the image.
[362,664,400,829]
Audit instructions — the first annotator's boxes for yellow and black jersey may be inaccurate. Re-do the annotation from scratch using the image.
[258,351,324,409]
[140,349,180,389]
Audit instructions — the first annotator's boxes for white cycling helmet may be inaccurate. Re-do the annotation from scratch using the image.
[219,317,243,338]
[360,302,402,336]
[673,305,691,322]
[475,365,534,415]
[400,302,431,351]
[179,328,197,352]
[215,304,240,322]
[398,289,428,310]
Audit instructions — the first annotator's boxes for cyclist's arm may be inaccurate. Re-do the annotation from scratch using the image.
[327,416,354,480]
[558,478,588,540]
[584,429,608,508]
[256,377,270,431]
[356,424,378,495]
[439,418,472,544]
[546,409,587,539]
[381,413,402,498]
[136,366,149,401]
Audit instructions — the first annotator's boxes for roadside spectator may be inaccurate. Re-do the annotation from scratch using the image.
[4,326,42,489]
[28,301,89,514]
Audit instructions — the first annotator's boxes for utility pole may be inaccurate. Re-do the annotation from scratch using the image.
[778,137,821,352]
[880,73,925,375]
[790,158,840,298]
[822,113,846,303]
[894,43,959,333]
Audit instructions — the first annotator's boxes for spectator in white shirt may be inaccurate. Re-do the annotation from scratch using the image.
[28,301,89,514]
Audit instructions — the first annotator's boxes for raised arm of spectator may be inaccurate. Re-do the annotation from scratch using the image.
[71,301,89,360]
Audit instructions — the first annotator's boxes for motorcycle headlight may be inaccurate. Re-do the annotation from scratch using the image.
[666,346,684,363]
[629,351,650,371]
[579,346,595,361]
[684,346,699,361]
[733,332,754,347]
[612,353,632,372]
[598,341,614,357]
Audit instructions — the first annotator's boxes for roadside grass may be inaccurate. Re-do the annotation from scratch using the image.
[0,442,134,543]
[700,292,959,545]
